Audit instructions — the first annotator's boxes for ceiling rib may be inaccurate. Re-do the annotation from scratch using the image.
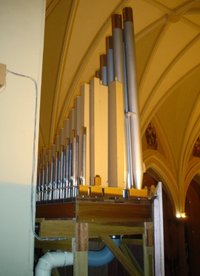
[50,0,79,143]
[144,0,200,30]
[138,20,169,92]
[55,0,125,132]
[141,63,200,133]
[141,33,200,115]
[46,0,61,19]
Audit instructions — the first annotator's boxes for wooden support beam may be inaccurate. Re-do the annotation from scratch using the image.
[73,223,88,276]
[36,201,75,219]
[120,242,144,275]
[100,235,142,276]
[77,199,152,224]
[143,222,154,276]
[35,239,72,251]
[39,219,144,238]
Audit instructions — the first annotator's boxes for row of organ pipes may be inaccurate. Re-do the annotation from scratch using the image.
[37,7,144,202]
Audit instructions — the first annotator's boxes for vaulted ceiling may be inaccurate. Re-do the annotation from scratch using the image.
[39,0,200,213]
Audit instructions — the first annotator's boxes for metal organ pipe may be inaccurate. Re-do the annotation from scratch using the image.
[112,14,124,83]
[80,126,86,185]
[100,54,108,86]
[123,7,143,189]
[106,36,114,84]
[71,130,78,197]
[36,7,144,204]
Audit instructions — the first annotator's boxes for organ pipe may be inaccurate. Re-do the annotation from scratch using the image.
[123,7,143,189]
[106,36,114,84]
[36,7,144,203]
[100,54,108,86]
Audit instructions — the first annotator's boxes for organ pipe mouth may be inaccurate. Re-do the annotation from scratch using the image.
[106,36,113,50]
[100,54,107,67]
[95,70,100,78]
[111,14,122,29]
[123,7,133,22]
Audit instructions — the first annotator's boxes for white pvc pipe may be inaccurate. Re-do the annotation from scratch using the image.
[35,239,120,275]
[35,251,73,276]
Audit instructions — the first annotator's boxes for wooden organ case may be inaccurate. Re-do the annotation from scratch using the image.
[35,7,165,276]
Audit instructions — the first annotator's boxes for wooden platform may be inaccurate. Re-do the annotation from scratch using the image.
[35,185,164,276]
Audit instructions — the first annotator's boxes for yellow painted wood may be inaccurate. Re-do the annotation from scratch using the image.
[90,186,103,195]
[108,81,126,188]
[104,187,124,196]
[129,188,148,198]
[90,77,108,186]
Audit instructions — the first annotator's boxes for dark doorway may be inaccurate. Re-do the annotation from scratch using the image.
[185,176,200,276]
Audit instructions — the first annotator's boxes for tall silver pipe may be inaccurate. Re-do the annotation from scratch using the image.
[41,166,45,201]
[59,145,65,199]
[44,156,49,201]
[48,149,54,201]
[123,42,134,189]
[80,127,86,185]
[100,54,108,86]
[71,130,78,197]
[65,139,70,198]
[123,7,143,189]
[112,14,124,83]
[106,36,114,84]
[59,128,65,199]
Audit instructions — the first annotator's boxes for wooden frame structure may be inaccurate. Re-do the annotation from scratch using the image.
[35,183,164,275]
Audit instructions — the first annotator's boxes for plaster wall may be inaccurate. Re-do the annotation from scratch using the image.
[0,1,45,275]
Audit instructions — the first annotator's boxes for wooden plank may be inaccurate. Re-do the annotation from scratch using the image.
[75,223,88,251]
[143,222,154,276]
[36,201,75,219]
[108,81,126,188]
[74,223,88,276]
[77,199,152,224]
[39,220,144,238]
[90,77,108,186]
[100,235,142,276]
[35,239,72,251]
[40,220,75,237]
[89,223,144,237]
[120,242,143,275]
[74,252,88,276]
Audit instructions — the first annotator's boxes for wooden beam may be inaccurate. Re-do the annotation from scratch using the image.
[39,219,144,238]
[100,235,142,276]
[120,242,144,275]
[143,222,154,276]
[36,201,75,219]
[35,239,71,251]
[73,223,88,276]
[77,199,152,224]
